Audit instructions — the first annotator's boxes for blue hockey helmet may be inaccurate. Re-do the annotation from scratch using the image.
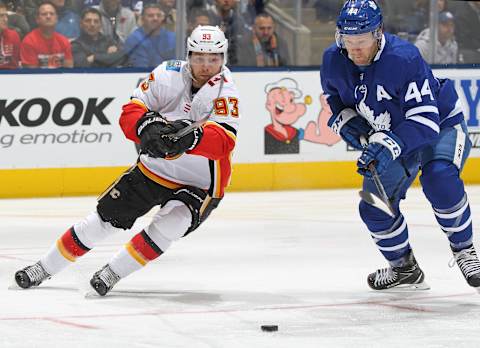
[336,0,383,35]
[336,0,383,48]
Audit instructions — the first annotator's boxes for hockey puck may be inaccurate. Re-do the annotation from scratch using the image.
[261,325,278,332]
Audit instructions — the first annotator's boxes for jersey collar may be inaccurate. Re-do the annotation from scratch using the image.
[373,34,386,62]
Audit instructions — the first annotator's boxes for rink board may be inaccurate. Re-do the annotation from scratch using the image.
[0,67,479,197]
[0,159,479,198]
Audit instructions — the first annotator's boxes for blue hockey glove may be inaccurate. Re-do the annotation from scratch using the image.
[328,108,372,150]
[357,131,404,177]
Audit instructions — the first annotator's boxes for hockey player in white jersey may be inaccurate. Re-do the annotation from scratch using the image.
[322,0,480,291]
[14,25,240,296]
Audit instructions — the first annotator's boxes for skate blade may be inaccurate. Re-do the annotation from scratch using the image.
[378,281,430,292]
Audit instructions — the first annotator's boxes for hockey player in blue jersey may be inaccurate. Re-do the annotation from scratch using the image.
[321,0,480,291]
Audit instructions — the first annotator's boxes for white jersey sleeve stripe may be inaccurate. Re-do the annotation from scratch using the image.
[405,105,439,118]
[407,116,440,133]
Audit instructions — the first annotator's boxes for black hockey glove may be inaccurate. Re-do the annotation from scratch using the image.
[155,119,204,158]
[136,111,171,158]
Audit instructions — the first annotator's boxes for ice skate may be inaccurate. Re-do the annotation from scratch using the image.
[450,245,480,289]
[15,262,51,289]
[90,264,121,296]
[368,251,429,290]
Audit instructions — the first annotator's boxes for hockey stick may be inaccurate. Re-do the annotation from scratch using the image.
[358,136,396,217]
[166,114,211,140]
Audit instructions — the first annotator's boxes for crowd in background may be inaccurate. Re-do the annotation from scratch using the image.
[0,0,479,70]
[311,0,480,64]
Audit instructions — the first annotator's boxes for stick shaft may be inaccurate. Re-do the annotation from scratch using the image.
[368,163,396,216]
[168,115,210,140]
[359,135,396,216]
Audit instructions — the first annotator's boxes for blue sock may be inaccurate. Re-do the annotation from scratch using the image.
[420,160,472,251]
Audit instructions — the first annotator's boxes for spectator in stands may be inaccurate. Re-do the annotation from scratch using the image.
[95,0,136,45]
[207,0,248,65]
[86,0,148,20]
[237,12,289,66]
[415,11,457,64]
[51,0,80,39]
[384,0,447,42]
[187,7,210,37]
[4,0,30,38]
[21,1,73,68]
[242,0,269,27]
[453,1,480,64]
[0,0,21,68]
[72,7,125,66]
[123,3,175,67]
[437,0,447,12]
[404,0,428,36]
[159,0,175,32]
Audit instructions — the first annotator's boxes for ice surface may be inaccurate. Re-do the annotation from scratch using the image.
[1,187,480,347]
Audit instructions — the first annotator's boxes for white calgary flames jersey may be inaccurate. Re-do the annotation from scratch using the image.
[126,60,240,197]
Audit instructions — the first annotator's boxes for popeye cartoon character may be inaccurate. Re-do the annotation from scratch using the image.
[264,78,339,154]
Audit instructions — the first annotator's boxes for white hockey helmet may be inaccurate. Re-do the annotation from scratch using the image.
[186,25,229,64]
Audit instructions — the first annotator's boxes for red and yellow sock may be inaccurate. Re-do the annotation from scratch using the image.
[56,227,91,262]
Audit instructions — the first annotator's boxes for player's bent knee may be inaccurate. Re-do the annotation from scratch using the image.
[170,187,222,235]
[73,211,122,248]
[144,202,192,251]
[420,160,464,208]
[359,199,396,231]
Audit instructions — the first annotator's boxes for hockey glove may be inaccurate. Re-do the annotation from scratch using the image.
[136,111,171,158]
[155,119,204,158]
[328,108,372,150]
[357,131,404,177]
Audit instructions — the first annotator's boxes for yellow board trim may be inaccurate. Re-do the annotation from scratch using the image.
[125,242,147,266]
[0,158,479,198]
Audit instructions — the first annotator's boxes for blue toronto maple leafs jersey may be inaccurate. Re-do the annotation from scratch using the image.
[321,33,464,155]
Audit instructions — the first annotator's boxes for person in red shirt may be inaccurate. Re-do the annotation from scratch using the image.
[20,1,73,68]
[0,1,20,69]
